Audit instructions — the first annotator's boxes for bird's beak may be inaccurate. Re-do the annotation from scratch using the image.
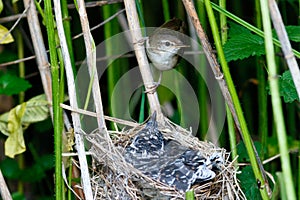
[175,44,190,48]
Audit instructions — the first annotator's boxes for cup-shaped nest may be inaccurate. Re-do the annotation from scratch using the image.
[86,115,245,200]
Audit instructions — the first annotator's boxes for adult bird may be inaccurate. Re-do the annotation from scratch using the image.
[146,18,188,89]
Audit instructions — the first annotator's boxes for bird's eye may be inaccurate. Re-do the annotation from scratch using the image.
[165,41,171,46]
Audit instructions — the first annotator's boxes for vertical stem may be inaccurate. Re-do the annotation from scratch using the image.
[219,0,227,42]
[162,0,171,20]
[44,0,62,199]
[255,0,268,160]
[61,0,76,74]
[219,0,237,165]
[227,106,237,162]
[202,0,270,198]
[259,0,296,199]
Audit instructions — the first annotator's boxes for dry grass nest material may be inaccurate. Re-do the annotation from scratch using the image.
[86,116,246,200]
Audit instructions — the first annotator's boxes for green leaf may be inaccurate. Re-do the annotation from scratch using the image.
[11,192,26,200]
[0,49,18,63]
[228,22,251,35]
[0,158,21,179]
[238,166,262,200]
[20,155,53,183]
[237,141,262,163]
[224,23,265,62]
[285,26,300,42]
[267,70,299,103]
[21,163,46,182]
[272,26,300,43]
[37,154,54,170]
[0,73,31,95]
[279,71,299,102]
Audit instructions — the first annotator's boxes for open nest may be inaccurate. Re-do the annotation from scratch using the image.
[86,116,246,199]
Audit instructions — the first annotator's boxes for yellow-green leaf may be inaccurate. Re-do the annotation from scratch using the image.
[0,94,50,158]
[12,0,19,4]
[22,94,49,123]
[0,112,10,136]
[0,25,14,44]
[5,103,26,158]
[0,0,3,14]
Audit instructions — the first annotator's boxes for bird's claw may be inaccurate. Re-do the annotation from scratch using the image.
[144,81,160,94]
[133,37,148,46]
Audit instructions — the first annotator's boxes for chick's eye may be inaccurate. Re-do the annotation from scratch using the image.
[165,41,171,46]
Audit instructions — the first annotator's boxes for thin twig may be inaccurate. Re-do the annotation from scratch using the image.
[67,0,123,9]
[0,9,124,68]
[0,1,123,24]
[0,55,36,68]
[60,103,139,127]
[0,169,12,200]
[0,49,205,68]
[268,0,300,99]
[0,13,26,24]
[0,4,29,44]
[72,9,125,40]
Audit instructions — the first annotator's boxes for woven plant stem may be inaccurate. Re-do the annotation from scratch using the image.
[268,0,300,99]
[123,0,162,117]
[53,0,93,199]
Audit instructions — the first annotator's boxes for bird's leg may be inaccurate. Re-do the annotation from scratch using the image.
[157,71,162,86]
